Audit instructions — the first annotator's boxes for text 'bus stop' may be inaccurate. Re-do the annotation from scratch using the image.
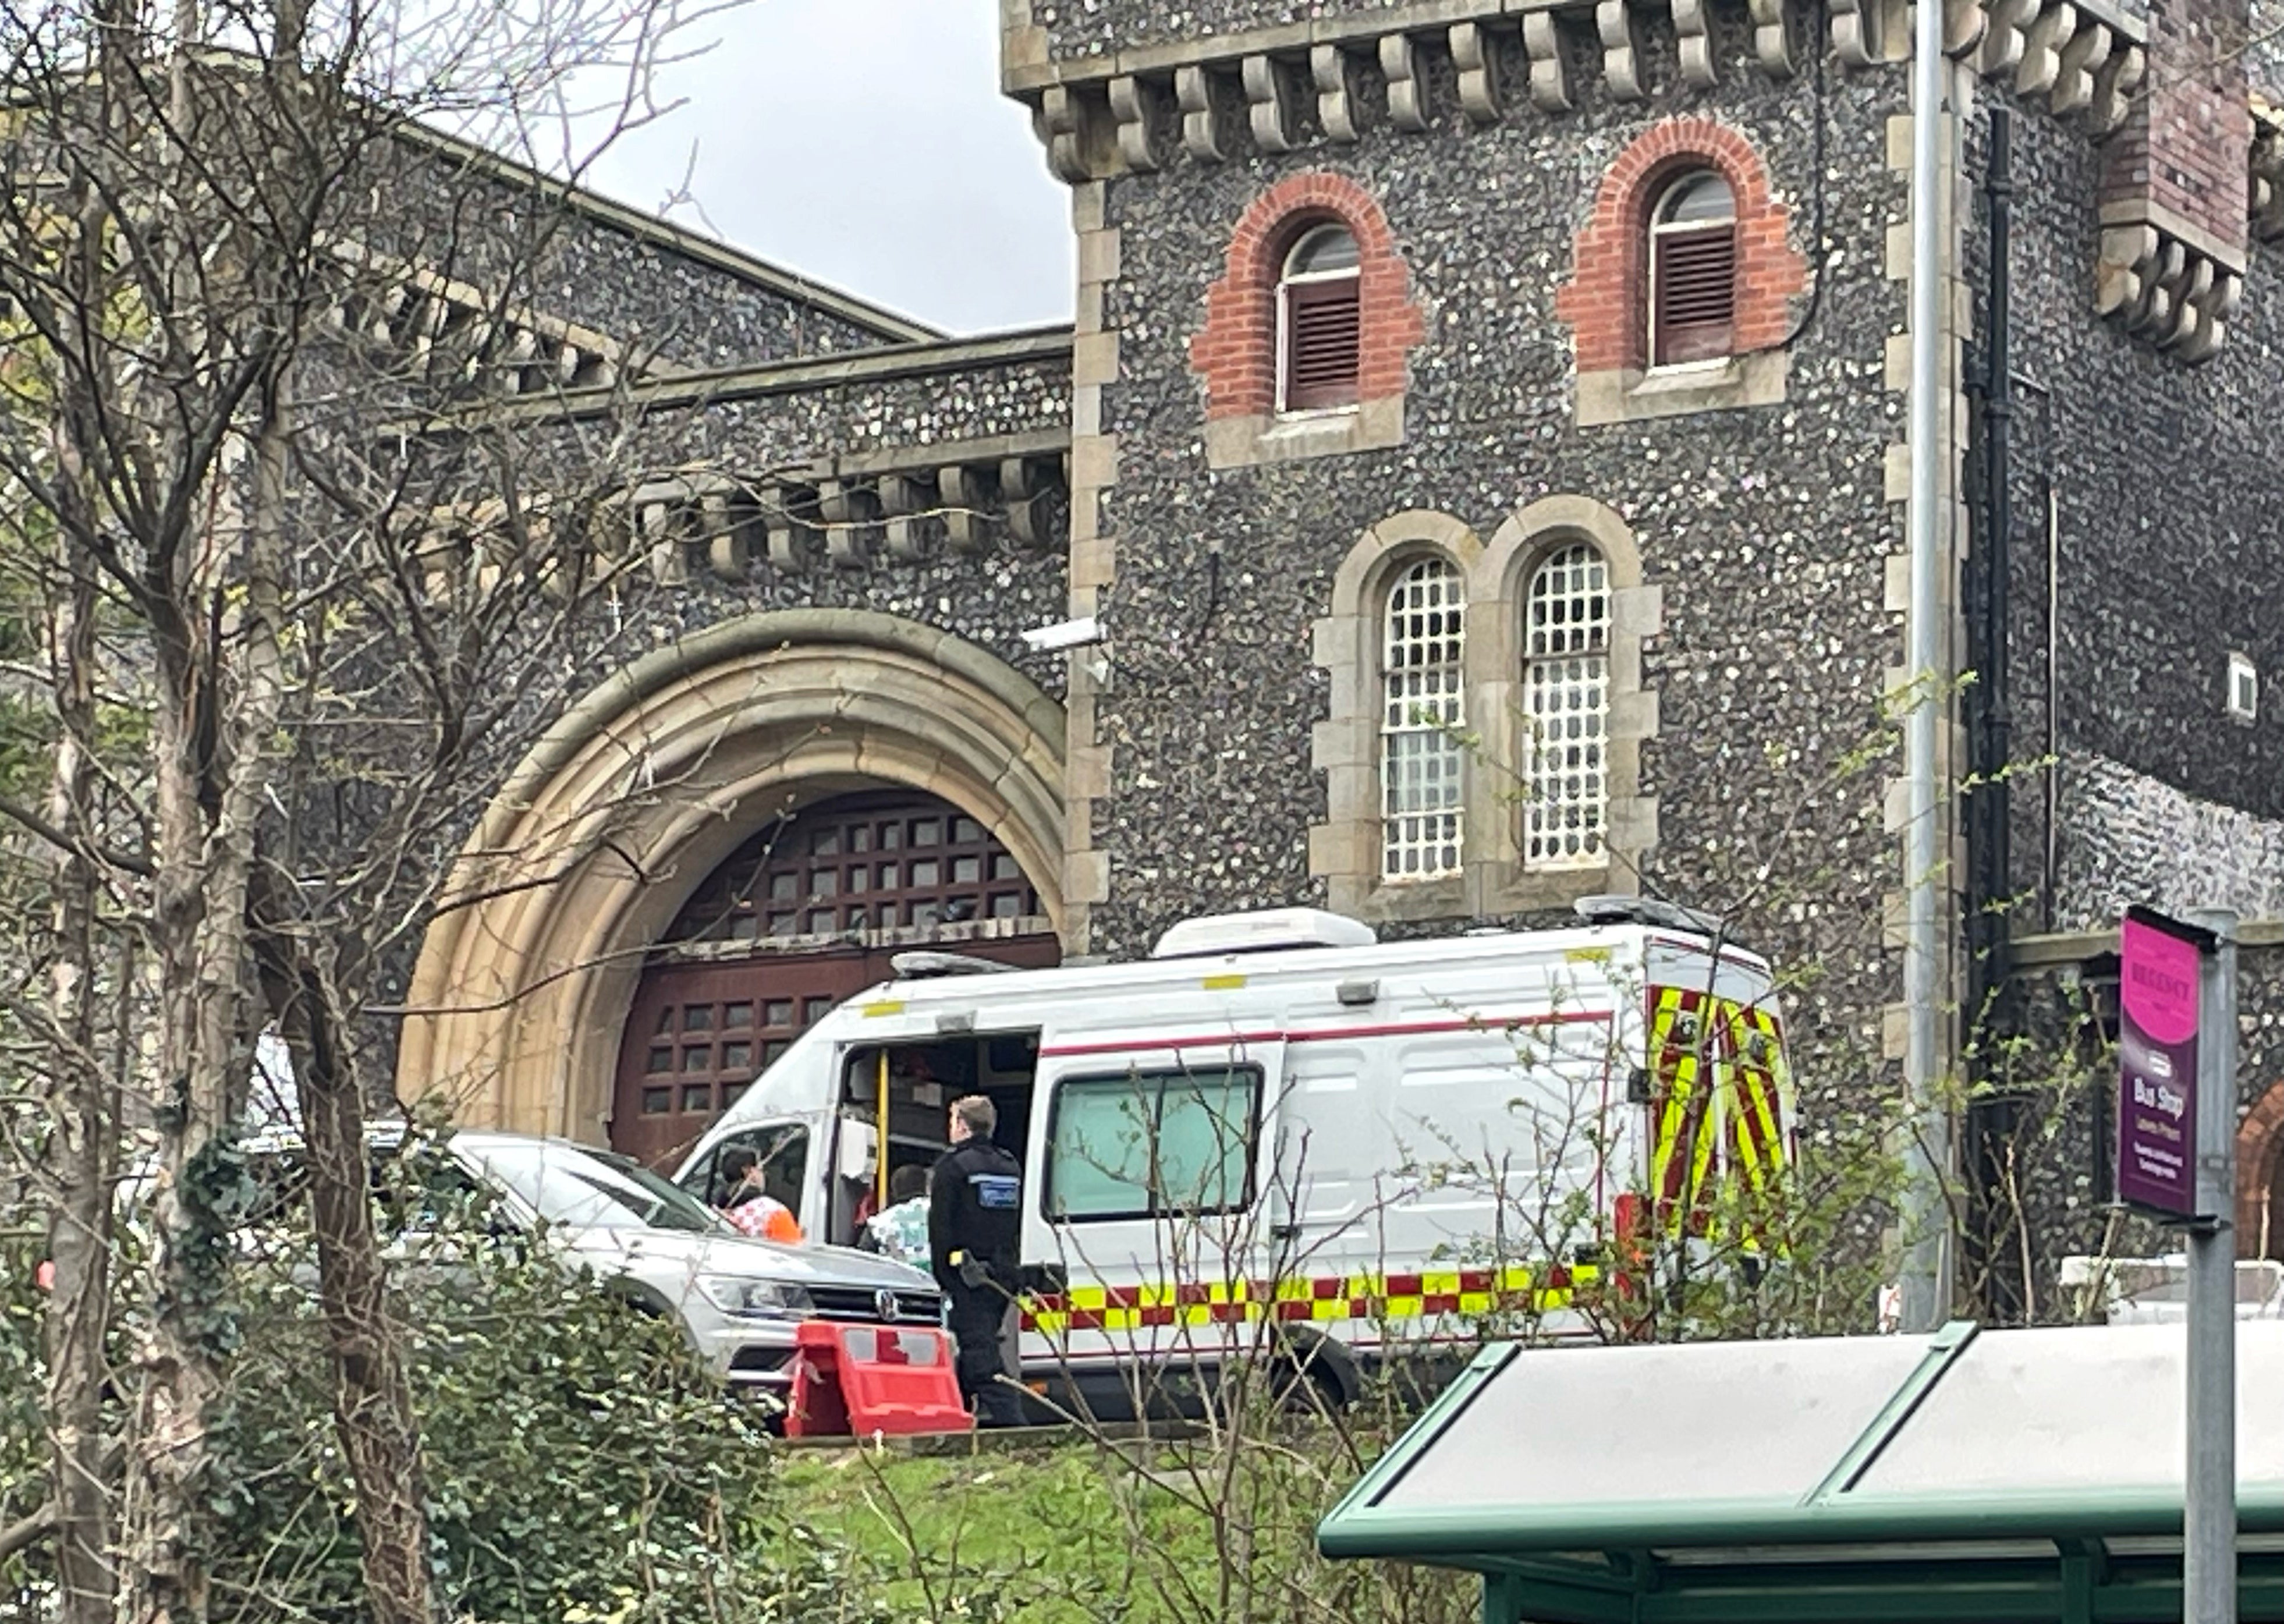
[1317,1321,2284,1624]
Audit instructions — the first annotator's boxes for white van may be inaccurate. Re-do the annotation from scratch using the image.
[673,899,1794,1416]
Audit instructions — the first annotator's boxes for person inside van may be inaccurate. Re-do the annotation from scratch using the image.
[859,1163,930,1267]
[717,1143,804,1243]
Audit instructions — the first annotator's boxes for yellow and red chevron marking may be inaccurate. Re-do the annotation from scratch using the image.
[1720,1002,1789,1195]
[1017,1264,1598,1336]
[1646,988,1793,1237]
[1646,987,1715,1233]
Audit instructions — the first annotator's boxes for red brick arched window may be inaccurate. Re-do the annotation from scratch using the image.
[1190,173,1424,425]
[1556,119,1806,378]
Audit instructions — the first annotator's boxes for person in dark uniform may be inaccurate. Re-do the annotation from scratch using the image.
[929,1094,1024,1427]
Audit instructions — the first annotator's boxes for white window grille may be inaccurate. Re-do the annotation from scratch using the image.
[1523,544,1611,866]
[1381,557,1466,880]
[2229,651,2259,723]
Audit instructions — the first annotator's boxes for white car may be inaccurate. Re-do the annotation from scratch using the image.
[219,1125,945,1395]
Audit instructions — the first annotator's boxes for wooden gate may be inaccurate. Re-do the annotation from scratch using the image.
[609,790,1059,1166]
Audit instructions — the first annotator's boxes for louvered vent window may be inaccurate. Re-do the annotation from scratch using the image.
[1278,224,1361,412]
[1649,171,1737,368]
[1381,557,1466,881]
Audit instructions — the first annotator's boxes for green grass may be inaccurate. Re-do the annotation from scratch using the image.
[779,1444,1222,1622]
[771,1423,1476,1624]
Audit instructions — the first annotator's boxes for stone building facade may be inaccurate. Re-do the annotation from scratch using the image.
[382,0,2284,1301]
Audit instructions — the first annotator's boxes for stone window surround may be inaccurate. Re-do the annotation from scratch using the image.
[1555,117,1806,429]
[1309,497,1662,926]
[1190,171,1425,471]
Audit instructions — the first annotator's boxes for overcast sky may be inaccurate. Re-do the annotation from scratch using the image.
[573,0,1074,336]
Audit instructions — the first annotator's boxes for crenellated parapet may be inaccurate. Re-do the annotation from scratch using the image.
[1017,0,2161,185]
[1944,0,2145,127]
[1028,1,1829,182]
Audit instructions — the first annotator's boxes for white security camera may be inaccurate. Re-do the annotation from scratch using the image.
[1019,615,1104,653]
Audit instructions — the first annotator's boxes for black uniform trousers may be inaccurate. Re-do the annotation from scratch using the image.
[945,1279,1023,1427]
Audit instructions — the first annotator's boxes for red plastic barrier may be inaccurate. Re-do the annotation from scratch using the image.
[783,1321,974,1438]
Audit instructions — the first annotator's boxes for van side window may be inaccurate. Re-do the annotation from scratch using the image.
[1045,1066,1261,1221]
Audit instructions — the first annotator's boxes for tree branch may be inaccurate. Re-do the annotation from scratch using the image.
[0,791,156,878]
[0,1501,56,1565]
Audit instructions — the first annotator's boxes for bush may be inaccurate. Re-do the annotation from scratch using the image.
[204,1236,878,1624]
[0,1208,884,1624]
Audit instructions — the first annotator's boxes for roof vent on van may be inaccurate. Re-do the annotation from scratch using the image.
[1149,908,1378,960]
[890,951,1016,979]
[1573,895,1727,937]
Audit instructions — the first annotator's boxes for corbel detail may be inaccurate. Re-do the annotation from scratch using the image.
[1313,43,1364,142]
[2097,222,2242,364]
[1107,75,1162,172]
[1379,33,1432,131]
[1829,0,1891,65]
[1672,0,1718,86]
[1034,84,1112,182]
[1243,54,1301,153]
[1523,12,1573,111]
[2049,22,2111,114]
[1750,0,1796,75]
[939,466,991,552]
[1597,0,1645,100]
[878,473,933,563]
[1176,65,1229,162]
[1021,0,2152,176]
[818,478,875,569]
[1944,0,2139,127]
[764,489,817,570]
[1449,22,1506,122]
[2250,119,2284,242]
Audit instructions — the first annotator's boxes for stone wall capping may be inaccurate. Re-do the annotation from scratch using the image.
[425,325,1074,431]
[398,118,938,347]
[2010,920,2284,968]
[2099,196,2248,275]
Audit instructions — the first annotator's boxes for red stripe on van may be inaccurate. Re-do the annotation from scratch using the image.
[1037,1009,1613,1059]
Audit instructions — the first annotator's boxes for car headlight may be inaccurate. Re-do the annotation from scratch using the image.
[696,1275,813,1320]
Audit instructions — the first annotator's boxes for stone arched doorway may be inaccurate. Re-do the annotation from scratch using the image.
[398,609,1066,1145]
[609,788,1061,1166]
[2237,1079,2284,1260]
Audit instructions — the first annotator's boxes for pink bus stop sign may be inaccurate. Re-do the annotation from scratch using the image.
[2116,907,2210,1222]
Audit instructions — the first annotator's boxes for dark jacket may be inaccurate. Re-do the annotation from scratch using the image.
[928,1136,1022,1294]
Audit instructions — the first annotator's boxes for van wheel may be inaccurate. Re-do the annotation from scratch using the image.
[1271,1329,1357,1415]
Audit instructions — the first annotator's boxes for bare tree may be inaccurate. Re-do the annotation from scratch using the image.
[0,1,729,1618]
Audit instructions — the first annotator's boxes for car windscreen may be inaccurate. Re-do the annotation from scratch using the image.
[467,1141,722,1233]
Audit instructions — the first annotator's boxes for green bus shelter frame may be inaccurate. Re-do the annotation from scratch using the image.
[1317,1322,2284,1624]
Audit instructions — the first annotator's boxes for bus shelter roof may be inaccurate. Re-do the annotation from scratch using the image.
[1316,1320,2284,1624]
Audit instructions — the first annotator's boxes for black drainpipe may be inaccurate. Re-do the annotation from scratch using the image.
[1965,108,2022,1321]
